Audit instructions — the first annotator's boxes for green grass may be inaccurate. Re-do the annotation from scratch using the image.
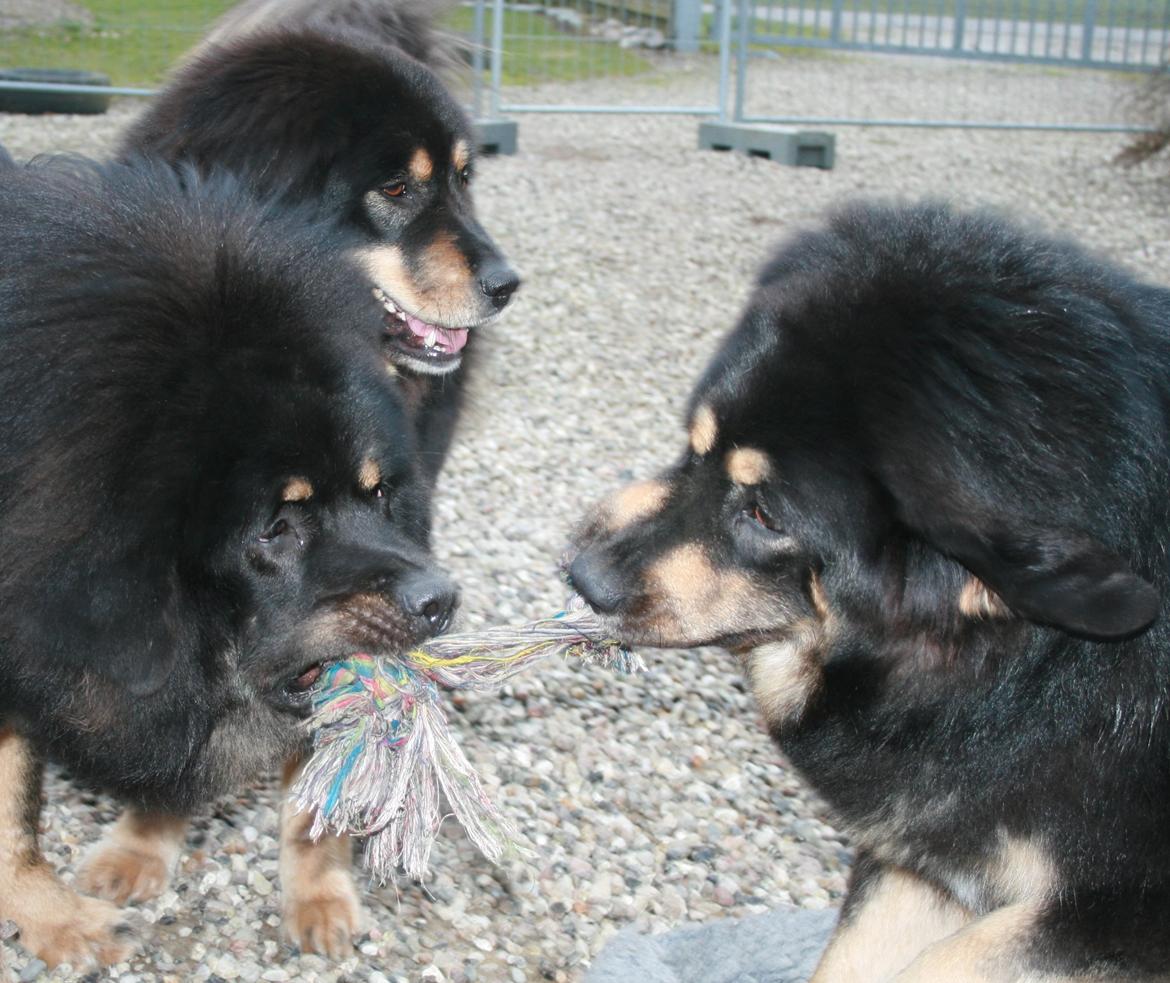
[0,0,654,89]
[699,12,831,55]
[445,6,654,85]
[0,0,235,86]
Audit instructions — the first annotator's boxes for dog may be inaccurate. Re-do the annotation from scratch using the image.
[0,156,459,968]
[118,0,519,487]
[568,201,1170,981]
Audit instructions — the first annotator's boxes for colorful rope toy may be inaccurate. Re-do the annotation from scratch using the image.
[288,599,643,883]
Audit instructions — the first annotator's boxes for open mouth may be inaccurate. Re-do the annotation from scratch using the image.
[374,287,469,375]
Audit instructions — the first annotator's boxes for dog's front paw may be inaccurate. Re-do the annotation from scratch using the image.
[79,841,174,905]
[78,810,185,905]
[282,867,363,957]
[11,867,135,969]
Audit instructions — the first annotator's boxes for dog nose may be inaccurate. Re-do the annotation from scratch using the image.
[567,550,625,615]
[399,574,460,636]
[478,259,520,311]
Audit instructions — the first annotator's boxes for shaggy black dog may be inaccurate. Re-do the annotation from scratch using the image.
[569,201,1170,980]
[119,0,518,486]
[0,157,457,968]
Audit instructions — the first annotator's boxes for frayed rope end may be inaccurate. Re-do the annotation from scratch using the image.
[288,600,641,884]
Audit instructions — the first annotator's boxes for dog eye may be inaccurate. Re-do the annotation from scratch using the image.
[258,518,291,543]
[374,484,386,499]
[381,182,407,199]
[459,167,471,186]
[748,502,781,533]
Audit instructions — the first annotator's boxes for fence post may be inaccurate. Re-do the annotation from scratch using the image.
[830,0,844,44]
[717,0,733,120]
[472,0,486,119]
[733,0,750,122]
[674,0,702,52]
[490,0,505,117]
[1080,0,1097,62]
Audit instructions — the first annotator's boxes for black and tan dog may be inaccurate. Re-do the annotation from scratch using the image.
[119,0,518,484]
[0,157,459,967]
[54,0,515,956]
[569,202,1170,980]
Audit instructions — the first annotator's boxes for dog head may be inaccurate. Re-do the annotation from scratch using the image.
[0,160,461,802]
[568,203,1162,699]
[120,25,519,379]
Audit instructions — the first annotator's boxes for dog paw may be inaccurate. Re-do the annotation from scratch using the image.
[282,868,363,958]
[78,841,174,905]
[12,872,135,969]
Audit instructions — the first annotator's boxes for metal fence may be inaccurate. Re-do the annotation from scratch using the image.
[0,0,1164,129]
[726,0,1168,129]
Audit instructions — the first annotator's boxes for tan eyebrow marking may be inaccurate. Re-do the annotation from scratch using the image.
[408,147,433,183]
[725,447,772,486]
[358,457,381,492]
[452,139,470,173]
[689,403,718,455]
[281,477,313,502]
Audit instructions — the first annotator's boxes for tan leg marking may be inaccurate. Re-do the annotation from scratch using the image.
[408,147,433,183]
[988,833,1056,906]
[689,403,718,455]
[959,577,1010,619]
[893,902,1072,982]
[810,866,972,983]
[279,755,362,958]
[78,809,187,905]
[604,480,670,532]
[725,447,772,486]
[0,727,133,968]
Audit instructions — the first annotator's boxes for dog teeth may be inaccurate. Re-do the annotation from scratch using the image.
[424,328,438,348]
[373,287,406,317]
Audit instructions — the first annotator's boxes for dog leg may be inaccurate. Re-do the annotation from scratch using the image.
[893,902,1086,983]
[810,855,972,983]
[79,809,187,905]
[278,753,363,957]
[0,726,133,968]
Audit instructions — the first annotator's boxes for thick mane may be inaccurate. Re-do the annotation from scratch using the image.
[118,26,469,195]
[197,0,466,71]
[717,202,1170,559]
[0,159,387,684]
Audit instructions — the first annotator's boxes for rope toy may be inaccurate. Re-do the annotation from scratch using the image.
[288,598,643,883]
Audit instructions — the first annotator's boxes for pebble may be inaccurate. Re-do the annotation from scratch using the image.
[2,53,1165,983]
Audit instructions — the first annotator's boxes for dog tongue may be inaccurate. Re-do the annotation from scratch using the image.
[405,313,469,354]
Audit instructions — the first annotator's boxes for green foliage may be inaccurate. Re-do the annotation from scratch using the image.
[0,0,655,89]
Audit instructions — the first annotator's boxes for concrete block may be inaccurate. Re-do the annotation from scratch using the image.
[698,121,835,169]
[475,118,518,156]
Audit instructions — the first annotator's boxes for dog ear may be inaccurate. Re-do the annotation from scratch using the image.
[926,521,1158,640]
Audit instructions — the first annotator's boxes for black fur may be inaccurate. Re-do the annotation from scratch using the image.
[570,201,1170,977]
[0,157,457,812]
[119,0,518,487]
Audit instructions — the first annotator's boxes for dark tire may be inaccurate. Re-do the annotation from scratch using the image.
[0,68,111,115]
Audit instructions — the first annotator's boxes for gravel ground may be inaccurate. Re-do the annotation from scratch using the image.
[1,51,1169,983]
